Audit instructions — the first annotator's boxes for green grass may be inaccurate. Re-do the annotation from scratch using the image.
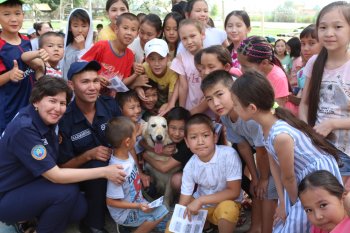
[250,27,293,37]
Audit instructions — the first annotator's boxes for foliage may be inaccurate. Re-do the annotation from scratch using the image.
[272,1,297,22]
[210,3,219,19]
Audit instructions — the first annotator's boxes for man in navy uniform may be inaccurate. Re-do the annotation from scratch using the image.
[58,61,121,233]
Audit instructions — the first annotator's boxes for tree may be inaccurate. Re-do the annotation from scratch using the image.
[210,3,219,19]
[272,1,296,22]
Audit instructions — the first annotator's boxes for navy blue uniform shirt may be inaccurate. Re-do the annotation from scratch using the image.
[0,105,58,193]
[0,34,35,134]
[58,96,121,164]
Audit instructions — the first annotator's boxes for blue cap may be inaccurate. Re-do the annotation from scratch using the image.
[67,60,101,80]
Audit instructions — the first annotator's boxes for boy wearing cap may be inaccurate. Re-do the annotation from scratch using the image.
[0,0,35,134]
[136,38,178,115]
[58,60,122,233]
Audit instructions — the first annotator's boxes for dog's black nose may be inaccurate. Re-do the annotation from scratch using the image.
[156,135,163,141]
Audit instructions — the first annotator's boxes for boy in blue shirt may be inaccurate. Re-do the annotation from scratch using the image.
[0,0,35,134]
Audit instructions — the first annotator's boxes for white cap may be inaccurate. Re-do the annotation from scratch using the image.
[27,28,36,35]
[144,38,169,58]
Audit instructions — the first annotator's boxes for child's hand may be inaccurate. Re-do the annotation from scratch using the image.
[162,144,176,156]
[139,203,152,213]
[158,103,172,117]
[255,178,268,200]
[184,199,202,221]
[140,172,151,188]
[37,49,49,62]
[314,119,335,137]
[135,87,148,102]
[133,74,150,88]
[74,35,86,50]
[133,62,145,75]
[9,60,24,82]
[99,76,110,88]
[273,202,287,226]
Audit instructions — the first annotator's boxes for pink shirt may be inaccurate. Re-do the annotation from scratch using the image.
[311,217,350,233]
[266,65,289,99]
[170,50,203,110]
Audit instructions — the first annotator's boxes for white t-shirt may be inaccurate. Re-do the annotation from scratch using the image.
[304,55,350,156]
[220,116,264,147]
[128,37,144,63]
[106,153,147,224]
[181,145,243,206]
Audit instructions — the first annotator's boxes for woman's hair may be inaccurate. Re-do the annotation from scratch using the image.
[34,22,53,36]
[274,39,287,56]
[224,10,251,29]
[105,0,129,11]
[163,12,185,57]
[179,19,204,35]
[172,1,187,18]
[185,113,214,137]
[140,14,163,34]
[224,10,251,52]
[67,9,90,46]
[231,69,339,161]
[166,107,191,124]
[298,170,344,199]
[185,0,207,15]
[287,37,301,58]
[29,76,72,104]
[300,24,317,39]
[106,116,135,148]
[202,45,232,67]
[201,70,234,92]
[307,1,350,126]
[117,90,140,109]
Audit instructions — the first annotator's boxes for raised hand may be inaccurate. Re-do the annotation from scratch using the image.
[9,60,24,82]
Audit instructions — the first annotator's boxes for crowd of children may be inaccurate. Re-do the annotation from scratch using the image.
[0,0,350,232]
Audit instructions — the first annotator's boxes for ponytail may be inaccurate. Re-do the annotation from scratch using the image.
[307,47,328,126]
[274,107,339,161]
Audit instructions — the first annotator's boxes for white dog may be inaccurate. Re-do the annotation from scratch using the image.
[142,116,180,207]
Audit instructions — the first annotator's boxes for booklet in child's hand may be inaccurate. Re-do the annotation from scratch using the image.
[108,75,129,92]
[169,204,208,233]
[148,196,164,208]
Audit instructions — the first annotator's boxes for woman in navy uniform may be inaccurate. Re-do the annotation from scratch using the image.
[0,77,126,233]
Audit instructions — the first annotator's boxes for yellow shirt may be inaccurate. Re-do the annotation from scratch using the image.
[143,62,178,105]
[97,25,117,41]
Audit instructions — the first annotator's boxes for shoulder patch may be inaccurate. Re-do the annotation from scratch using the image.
[31,145,47,160]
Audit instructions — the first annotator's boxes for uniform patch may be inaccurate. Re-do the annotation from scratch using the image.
[31,145,47,160]
[71,129,91,141]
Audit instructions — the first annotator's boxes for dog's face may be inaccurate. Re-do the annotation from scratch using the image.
[143,116,170,153]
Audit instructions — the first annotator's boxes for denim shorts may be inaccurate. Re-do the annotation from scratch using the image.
[338,151,350,176]
[122,204,168,227]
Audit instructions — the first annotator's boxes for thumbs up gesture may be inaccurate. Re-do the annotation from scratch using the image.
[9,60,24,82]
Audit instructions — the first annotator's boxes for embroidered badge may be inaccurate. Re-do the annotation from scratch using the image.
[31,145,47,160]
